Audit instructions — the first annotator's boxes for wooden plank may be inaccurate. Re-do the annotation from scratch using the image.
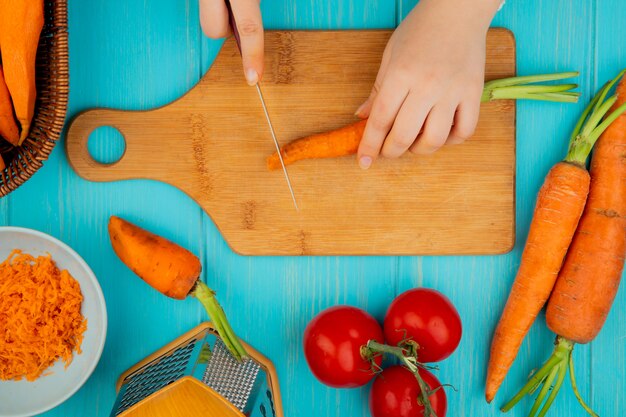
[66,29,516,256]
[397,0,596,416]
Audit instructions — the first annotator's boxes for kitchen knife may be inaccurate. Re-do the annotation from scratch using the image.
[224,0,299,211]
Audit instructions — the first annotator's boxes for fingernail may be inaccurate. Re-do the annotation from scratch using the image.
[245,68,259,86]
[354,102,367,117]
[359,156,372,170]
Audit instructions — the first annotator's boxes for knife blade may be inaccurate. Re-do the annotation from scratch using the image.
[224,0,299,211]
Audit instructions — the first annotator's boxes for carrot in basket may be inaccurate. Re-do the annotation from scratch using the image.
[267,72,580,170]
[108,216,248,361]
[501,78,626,417]
[0,0,44,144]
[0,64,19,146]
[485,70,626,404]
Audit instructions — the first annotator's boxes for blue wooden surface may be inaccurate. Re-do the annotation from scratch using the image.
[1,0,625,416]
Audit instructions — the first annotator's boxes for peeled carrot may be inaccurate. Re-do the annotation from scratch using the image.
[485,70,626,405]
[500,73,626,417]
[0,0,44,144]
[267,119,365,170]
[0,64,19,146]
[546,79,626,344]
[108,216,248,361]
[109,216,201,300]
[267,72,580,170]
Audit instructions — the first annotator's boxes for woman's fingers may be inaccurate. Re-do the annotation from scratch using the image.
[357,78,409,169]
[410,101,457,154]
[447,90,481,145]
[199,0,231,39]
[230,0,264,85]
[355,44,393,119]
[380,93,431,158]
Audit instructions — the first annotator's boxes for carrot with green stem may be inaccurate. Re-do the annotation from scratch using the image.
[267,72,580,170]
[502,75,626,417]
[108,216,248,362]
[485,69,626,404]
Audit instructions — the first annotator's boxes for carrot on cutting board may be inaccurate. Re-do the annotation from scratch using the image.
[267,72,580,170]
[0,64,19,146]
[0,0,44,144]
[267,119,366,170]
[501,75,626,417]
[485,70,626,405]
[108,216,248,361]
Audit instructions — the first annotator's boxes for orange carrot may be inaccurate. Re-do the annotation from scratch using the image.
[108,216,248,361]
[0,64,19,146]
[486,70,626,405]
[0,0,44,144]
[546,81,626,343]
[267,73,580,170]
[0,154,5,171]
[267,119,365,170]
[485,163,589,403]
[109,215,201,300]
[500,72,626,417]
[546,79,626,344]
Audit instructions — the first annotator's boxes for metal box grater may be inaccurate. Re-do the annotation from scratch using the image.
[110,323,283,417]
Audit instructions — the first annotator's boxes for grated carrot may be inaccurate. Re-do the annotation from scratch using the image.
[0,250,87,381]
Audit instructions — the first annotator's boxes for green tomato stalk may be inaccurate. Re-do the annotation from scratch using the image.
[362,340,442,417]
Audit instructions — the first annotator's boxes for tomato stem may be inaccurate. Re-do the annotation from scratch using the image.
[364,340,439,417]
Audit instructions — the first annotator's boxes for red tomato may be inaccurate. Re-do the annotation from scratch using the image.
[303,305,384,388]
[369,365,447,417]
[384,288,462,362]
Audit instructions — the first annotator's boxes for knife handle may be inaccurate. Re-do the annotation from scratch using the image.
[224,0,243,55]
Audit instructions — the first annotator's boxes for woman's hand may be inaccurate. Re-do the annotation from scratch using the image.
[356,0,502,169]
[199,0,264,85]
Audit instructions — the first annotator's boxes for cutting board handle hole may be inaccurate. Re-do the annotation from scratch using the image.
[87,126,126,165]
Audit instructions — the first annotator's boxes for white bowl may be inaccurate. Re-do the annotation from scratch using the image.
[0,227,107,417]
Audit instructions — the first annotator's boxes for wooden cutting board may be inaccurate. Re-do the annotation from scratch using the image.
[66,29,516,256]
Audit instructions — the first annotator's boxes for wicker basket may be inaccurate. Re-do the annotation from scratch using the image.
[0,0,69,197]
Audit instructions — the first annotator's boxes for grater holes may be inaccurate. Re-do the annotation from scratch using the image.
[115,340,197,415]
[201,339,261,412]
